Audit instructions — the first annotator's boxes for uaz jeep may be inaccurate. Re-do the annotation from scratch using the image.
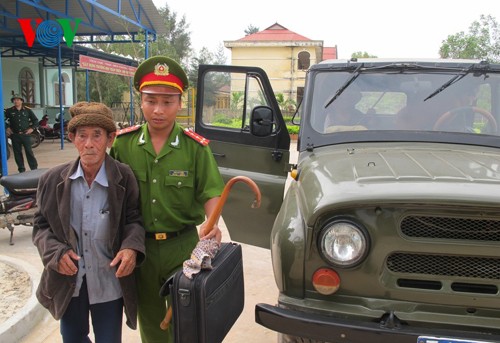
[194,59,500,343]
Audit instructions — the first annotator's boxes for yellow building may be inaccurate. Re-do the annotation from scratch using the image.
[224,23,337,107]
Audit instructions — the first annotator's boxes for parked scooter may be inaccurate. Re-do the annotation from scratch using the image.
[30,127,42,148]
[38,113,70,142]
[0,168,48,245]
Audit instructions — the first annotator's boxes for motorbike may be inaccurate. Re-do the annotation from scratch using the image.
[0,168,47,245]
[30,127,42,148]
[38,119,70,142]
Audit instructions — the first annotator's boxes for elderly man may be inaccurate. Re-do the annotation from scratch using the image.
[33,101,145,343]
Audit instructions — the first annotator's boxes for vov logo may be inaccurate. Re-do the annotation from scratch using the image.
[17,18,81,48]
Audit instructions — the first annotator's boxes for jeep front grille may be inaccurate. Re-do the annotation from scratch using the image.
[387,253,500,280]
[390,214,500,295]
[401,215,500,241]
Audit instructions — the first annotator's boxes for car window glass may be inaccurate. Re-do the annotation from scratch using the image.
[200,71,275,133]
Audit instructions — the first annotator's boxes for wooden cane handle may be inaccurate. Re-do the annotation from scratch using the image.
[204,176,261,232]
[160,306,173,330]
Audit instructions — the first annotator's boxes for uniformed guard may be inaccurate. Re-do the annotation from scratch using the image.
[109,56,224,343]
[4,94,39,172]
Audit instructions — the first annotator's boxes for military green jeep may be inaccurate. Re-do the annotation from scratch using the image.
[195,59,500,343]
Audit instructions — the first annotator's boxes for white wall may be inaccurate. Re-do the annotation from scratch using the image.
[1,57,40,109]
[45,68,74,106]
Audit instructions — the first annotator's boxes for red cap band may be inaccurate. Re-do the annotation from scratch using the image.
[139,72,184,93]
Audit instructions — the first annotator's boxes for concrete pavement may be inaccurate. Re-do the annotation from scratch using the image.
[0,138,297,342]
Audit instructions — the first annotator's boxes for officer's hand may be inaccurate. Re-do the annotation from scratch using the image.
[199,222,222,243]
[6,128,12,137]
[111,248,137,278]
[25,128,33,135]
[58,249,79,275]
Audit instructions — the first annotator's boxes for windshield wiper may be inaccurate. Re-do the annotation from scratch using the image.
[324,64,363,108]
[423,65,474,101]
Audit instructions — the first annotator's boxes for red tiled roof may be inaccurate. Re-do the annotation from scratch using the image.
[239,23,311,42]
[323,47,337,60]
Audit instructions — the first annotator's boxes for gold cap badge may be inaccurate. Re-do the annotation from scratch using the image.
[154,63,169,76]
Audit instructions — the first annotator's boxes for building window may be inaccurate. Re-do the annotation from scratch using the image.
[54,72,70,105]
[19,68,35,106]
[298,51,310,70]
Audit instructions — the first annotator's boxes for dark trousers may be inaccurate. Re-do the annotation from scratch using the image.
[60,277,124,343]
[11,133,37,172]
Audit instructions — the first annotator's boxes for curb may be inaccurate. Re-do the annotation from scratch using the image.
[0,255,46,343]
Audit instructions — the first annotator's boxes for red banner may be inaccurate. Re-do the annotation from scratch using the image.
[79,55,136,77]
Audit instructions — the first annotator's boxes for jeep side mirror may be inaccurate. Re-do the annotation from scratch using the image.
[250,106,274,137]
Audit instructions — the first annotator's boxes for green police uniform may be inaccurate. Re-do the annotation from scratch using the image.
[4,105,39,172]
[110,122,224,342]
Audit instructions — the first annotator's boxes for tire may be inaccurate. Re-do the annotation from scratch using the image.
[30,130,42,148]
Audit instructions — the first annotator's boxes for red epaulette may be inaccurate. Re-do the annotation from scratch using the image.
[117,124,141,136]
[183,128,209,146]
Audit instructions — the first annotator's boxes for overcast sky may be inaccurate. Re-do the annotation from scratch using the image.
[152,0,499,60]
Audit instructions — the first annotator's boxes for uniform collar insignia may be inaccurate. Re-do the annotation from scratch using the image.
[138,132,145,145]
[154,63,169,76]
[171,134,179,147]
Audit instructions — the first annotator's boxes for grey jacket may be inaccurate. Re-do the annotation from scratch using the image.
[33,154,145,329]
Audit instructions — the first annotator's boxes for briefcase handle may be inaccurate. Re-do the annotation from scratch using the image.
[159,274,174,297]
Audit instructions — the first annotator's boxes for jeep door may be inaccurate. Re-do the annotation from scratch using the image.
[195,65,290,248]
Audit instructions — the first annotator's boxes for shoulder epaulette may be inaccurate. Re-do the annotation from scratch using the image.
[24,105,31,109]
[183,128,209,146]
[116,124,141,136]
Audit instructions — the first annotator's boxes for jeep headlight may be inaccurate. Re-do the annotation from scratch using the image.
[319,220,368,267]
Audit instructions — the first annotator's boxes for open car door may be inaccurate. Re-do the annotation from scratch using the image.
[195,65,291,248]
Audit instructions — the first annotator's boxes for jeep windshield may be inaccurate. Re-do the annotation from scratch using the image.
[303,59,500,150]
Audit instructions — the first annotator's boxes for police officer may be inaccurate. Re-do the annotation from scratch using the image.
[110,56,224,343]
[4,94,39,172]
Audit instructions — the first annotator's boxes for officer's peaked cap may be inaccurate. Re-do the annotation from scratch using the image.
[134,56,188,94]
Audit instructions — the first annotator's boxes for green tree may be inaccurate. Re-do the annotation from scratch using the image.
[108,4,191,62]
[186,44,228,88]
[153,5,192,61]
[187,47,215,87]
[275,93,296,112]
[76,4,192,106]
[230,91,244,110]
[245,25,259,36]
[439,14,500,62]
[351,51,377,58]
[76,71,129,106]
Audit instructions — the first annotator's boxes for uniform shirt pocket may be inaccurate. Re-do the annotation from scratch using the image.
[164,173,194,209]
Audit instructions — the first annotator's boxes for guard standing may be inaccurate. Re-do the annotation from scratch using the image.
[4,94,39,172]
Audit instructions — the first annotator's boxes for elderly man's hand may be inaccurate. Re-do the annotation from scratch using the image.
[58,249,79,275]
[110,248,137,278]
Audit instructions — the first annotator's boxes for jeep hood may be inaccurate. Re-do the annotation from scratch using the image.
[297,142,500,223]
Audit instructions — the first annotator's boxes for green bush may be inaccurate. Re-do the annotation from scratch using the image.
[287,125,300,135]
[212,113,234,125]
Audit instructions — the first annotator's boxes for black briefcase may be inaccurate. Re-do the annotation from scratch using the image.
[160,242,244,343]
